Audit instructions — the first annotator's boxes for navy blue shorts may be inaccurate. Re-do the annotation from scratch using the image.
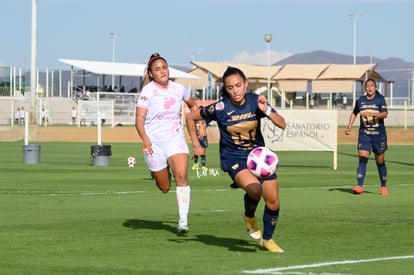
[222,158,277,182]
[358,140,388,154]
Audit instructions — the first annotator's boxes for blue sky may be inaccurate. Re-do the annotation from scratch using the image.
[1,0,414,70]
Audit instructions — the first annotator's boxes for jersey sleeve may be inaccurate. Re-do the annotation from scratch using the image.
[200,102,218,121]
[379,96,388,113]
[352,98,360,115]
[136,86,150,110]
[180,83,191,102]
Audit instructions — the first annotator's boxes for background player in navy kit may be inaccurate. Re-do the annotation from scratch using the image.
[191,119,208,171]
[186,66,286,252]
[345,78,389,196]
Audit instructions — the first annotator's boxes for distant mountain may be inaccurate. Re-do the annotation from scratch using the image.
[275,50,353,65]
[275,50,414,97]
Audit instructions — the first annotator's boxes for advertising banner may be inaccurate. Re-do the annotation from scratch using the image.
[263,110,337,152]
[263,110,338,169]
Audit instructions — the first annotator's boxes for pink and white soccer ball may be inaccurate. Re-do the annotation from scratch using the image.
[127,156,136,168]
[246,147,278,178]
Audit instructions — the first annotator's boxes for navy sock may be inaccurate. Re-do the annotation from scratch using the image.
[377,162,387,187]
[201,155,206,166]
[263,207,279,241]
[357,157,368,187]
[244,193,260,218]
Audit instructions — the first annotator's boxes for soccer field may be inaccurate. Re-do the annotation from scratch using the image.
[0,142,413,274]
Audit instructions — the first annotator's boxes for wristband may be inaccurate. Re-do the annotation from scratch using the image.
[264,106,272,116]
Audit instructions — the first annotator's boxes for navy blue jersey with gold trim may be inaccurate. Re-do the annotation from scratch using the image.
[199,93,266,164]
[353,93,388,142]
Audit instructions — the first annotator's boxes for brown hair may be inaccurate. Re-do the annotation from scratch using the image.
[365,78,380,95]
[142,53,168,85]
[147,53,167,69]
[219,66,247,98]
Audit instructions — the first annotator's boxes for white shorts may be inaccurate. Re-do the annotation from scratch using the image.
[144,134,189,172]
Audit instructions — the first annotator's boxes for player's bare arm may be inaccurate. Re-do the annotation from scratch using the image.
[258,95,286,130]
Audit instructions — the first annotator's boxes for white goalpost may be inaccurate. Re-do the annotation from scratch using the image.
[77,100,114,128]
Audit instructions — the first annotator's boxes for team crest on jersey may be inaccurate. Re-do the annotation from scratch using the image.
[215,102,225,111]
[140,95,148,101]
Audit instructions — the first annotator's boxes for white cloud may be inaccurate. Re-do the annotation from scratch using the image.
[232,50,293,65]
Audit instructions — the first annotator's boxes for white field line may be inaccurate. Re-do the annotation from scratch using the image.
[242,255,414,274]
[0,183,412,197]
[0,190,149,196]
[0,189,230,197]
[285,183,414,191]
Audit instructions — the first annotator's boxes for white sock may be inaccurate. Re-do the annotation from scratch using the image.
[176,185,190,225]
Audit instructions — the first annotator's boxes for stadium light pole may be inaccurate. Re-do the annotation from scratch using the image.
[30,0,37,125]
[348,13,363,65]
[187,48,202,68]
[264,33,272,105]
[189,48,202,62]
[348,13,363,106]
[108,32,119,89]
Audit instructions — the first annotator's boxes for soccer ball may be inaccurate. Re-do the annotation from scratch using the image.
[246,146,278,178]
[127,156,136,168]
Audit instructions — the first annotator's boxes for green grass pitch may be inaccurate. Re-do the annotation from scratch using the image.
[0,141,413,274]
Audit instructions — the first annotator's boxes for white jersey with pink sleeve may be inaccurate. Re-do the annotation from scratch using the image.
[136,80,191,142]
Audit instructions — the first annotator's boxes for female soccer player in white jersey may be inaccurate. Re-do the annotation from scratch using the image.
[135,53,199,234]
[186,66,287,252]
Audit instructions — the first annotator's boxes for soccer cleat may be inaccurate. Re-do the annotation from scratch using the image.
[261,239,284,253]
[243,215,261,240]
[191,163,198,170]
[352,186,364,195]
[201,166,208,172]
[381,186,388,196]
[177,223,189,234]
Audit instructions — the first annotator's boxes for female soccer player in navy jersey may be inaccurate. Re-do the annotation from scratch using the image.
[345,78,389,196]
[186,66,286,252]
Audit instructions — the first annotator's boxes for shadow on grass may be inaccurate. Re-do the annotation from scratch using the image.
[123,219,178,235]
[281,164,332,169]
[338,151,414,167]
[329,187,374,195]
[123,219,258,252]
[174,234,258,253]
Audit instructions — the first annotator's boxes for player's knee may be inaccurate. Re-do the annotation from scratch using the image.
[173,170,187,182]
[245,183,262,200]
[157,183,170,193]
[154,172,171,193]
[359,156,368,163]
[376,161,385,167]
[266,200,280,211]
